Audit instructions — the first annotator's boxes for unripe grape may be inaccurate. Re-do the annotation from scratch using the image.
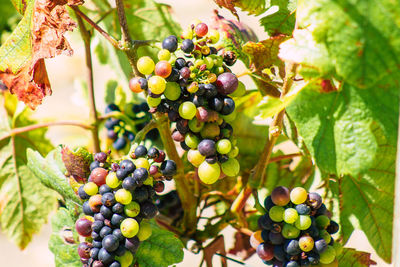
[216,139,231,154]
[283,208,299,224]
[221,158,240,177]
[198,161,220,184]
[148,76,166,94]
[187,149,205,167]
[290,187,308,204]
[319,246,336,264]
[137,221,152,241]
[179,102,197,120]
[157,49,171,61]
[137,56,155,75]
[84,182,98,196]
[115,189,132,205]
[120,218,139,238]
[208,29,220,44]
[299,235,314,252]
[164,82,181,101]
[269,206,284,222]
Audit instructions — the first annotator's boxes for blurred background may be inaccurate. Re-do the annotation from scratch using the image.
[0,0,391,266]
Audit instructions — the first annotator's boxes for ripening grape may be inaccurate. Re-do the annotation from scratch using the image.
[179,102,197,120]
[120,218,139,238]
[299,236,314,252]
[155,60,172,78]
[195,23,208,37]
[271,186,290,206]
[187,149,205,167]
[157,49,171,61]
[269,206,284,222]
[221,158,240,177]
[290,187,308,204]
[208,29,220,44]
[283,208,299,224]
[319,246,336,264]
[256,243,274,261]
[147,96,161,108]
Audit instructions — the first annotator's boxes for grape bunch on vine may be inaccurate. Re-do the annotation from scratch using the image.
[0,0,398,267]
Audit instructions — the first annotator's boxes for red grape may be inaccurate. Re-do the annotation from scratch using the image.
[75,218,92,237]
[78,242,92,259]
[195,23,208,37]
[90,168,108,186]
[155,60,172,78]
[216,72,238,95]
[256,243,274,261]
[271,186,290,206]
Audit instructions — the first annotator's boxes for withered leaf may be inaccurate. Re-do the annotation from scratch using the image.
[0,0,82,109]
[61,146,93,183]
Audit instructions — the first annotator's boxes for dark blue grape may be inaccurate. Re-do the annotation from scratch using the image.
[205,155,218,164]
[166,68,180,82]
[110,261,121,267]
[122,177,137,191]
[105,118,121,130]
[98,247,114,265]
[120,159,136,174]
[107,129,118,140]
[220,97,235,115]
[124,131,135,141]
[134,187,149,202]
[258,214,273,230]
[160,160,177,176]
[285,261,299,267]
[114,244,126,257]
[92,240,102,248]
[113,228,124,241]
[284,240,301,255]
[314,239,327,253]
[111,214,125,226]
[116,168,128,180]
[90,248,100,260]
[125,236,140,253]
[100,205,113,219]
[92,220,104,233]
[140,201,158,219]
[134,145,147,157]
[105,103,120,114]
[94,213,105,221]
[162,35,178,52]
[198,139,216,157]
[102,235,119,252]
[133,168,148,182]
[273,245,285,262]
[181,39,194,53]
[83,201,94,216]
[91,231,101,241]
[78,185,90,200]
[264,196,274,211]
[99,226,112,238]
[113,137,127,150]
[112,203,124,214]
[327,220,339,234]
[147,147,159,158]
[204,84,218,99]
[90,161,101,172]
[295,204,311,215]
[307,252,320,265]
[269,232,284,245]
[99,184,112,195]
[174,58,186,69]
[208,96,223,112]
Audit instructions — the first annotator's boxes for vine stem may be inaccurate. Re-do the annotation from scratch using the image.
[75,12,101,153]
[0,121,93,142]
[70,6,120,49]
[154,113,198,234]
[231,63,297,214]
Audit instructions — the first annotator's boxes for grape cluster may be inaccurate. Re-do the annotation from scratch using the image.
[251,186,342,267]
[76,146,177,267]
[130,21,245,185]
[104,102,159,150]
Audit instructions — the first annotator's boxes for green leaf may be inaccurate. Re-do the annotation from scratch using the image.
[256,83,306,120]
[135,220,184,267]
[0,95,57,249]
[286,83,397,262]
[285,0,400,88]
[0,0,34,72]
[27,147,82,203]
[0,1,19,35]
[104,80,118,104]
[214,0,267,16]
[337,248,376,266]
[48,208,81,267]
[259,0,297,36]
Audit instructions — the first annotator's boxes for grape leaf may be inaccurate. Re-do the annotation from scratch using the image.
[0,93,57,249]
[27,147,82,203]
[286,83,397,262]
[0,0,80,109]
[283,0,400,89]
[61,146,93,183]
[337,248,376,266]
[48,208,81,267]
[104,80,118,104]
[135,220,184,267]
[259,0,297,36]
[214,0,267,18]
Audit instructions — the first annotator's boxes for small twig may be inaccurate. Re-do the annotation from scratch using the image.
[133,120,157,144]
[115,0,132,44]
[71,6,120,49]
[249,63,297,188]
[75,12,101,153]
[0,121,93,142]
[269,153,302,163]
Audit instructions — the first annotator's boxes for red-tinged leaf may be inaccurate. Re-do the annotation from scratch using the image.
[61,146,93,183]
[0,0,82,109]
[228,232,255,260]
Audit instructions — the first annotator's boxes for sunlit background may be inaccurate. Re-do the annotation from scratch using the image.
[0,0,391,266]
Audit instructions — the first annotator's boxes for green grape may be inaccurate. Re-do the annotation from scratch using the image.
[221,158,240,177]
[148,76,166,94]
[117,251,133,267]
[269,206,284,222]
[84,182,98,196]
[319,229,332,243]
[299,235,314,252]
[316,215,330,229]
[294,215,312,230]
[185,133,200,149]
[283,208,299,224]
[157,49,171,61]
[194,59,204,67]
[229,81,246,97]
[332,242,343,255]
[137,221,152,241]
[124,201,140,217]
[147,96,161,107]
[143,176,153,186]
[115,189,132,205]
[216,139,232,154]
[181,27,193,39]
[204,57,214,69]
[137,56,155,75]
[200,123,220,139]
[188,118,204,133]
[179,101,197,120]
[120,218,139,238]
[319,246,336,264]
[135,158,150,170]
[164,82,181,101]
[198,161,220,184]
[106,172,121,188]
[290,187,308,204]
[228,146,239,158]
[208,29,220,44]
[281,223,300,239]
[187,149,205,167]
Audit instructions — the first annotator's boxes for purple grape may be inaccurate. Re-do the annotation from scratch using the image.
[216,72,238,95]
